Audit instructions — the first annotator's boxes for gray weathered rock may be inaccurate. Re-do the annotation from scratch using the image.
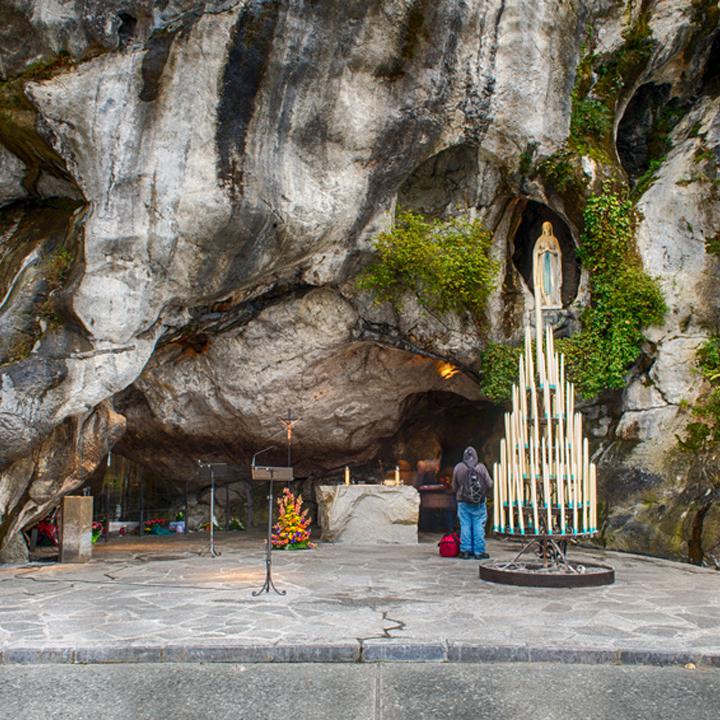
[315,484,419,544]
[0,0,718,563]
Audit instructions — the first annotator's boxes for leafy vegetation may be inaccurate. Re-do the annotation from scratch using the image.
[479,343,522,403]
[559,189,666,397]
[678,337,720,452]
[358,211,499,321]
[705,232,720,256]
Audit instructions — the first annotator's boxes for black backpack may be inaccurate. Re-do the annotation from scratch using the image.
[467,466,486,504]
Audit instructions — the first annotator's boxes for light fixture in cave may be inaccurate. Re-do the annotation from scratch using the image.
[437,362,460,380]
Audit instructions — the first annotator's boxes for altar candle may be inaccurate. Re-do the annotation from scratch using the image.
[534,284,544,384]
[493,462,499,531]
[541,437,552,533]
[582,438,590,532]
[524,326,532,386]
[529,438,539,532]
[590,462,597,532]
[344,466,350,486]
[505,441,515,534]
[394,465,400,485]
[513,460,525,534]
[558,456,566,534]
[568,438,578,532]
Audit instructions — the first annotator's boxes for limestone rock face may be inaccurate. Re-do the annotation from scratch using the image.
[315,484,419,544]
[0,0,718,563]
[0,400,125,554]
[601,94,720,555]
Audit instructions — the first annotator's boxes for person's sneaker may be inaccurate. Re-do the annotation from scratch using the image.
[458,551,472,559]
[475,552,490,559]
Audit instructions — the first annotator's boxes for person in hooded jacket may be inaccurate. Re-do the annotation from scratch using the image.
[452,446,493,559]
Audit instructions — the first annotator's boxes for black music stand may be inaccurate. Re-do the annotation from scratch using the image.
[197,461,225,558]
[251,464,293,596]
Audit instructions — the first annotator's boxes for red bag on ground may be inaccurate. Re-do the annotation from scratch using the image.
[438,532,460,558]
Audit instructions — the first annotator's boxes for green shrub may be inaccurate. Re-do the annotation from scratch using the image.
[678,337,720,451]
[478,342,522,403]
[560,190,666,397]
[357,211,499,320]
[570,97,612,145]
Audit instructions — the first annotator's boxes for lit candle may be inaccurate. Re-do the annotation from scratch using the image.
[394,465,400,485]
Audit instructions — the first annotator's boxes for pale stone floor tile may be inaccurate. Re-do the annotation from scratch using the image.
[1,532,718,655]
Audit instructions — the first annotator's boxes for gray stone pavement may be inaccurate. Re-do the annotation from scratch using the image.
[2,663,719,720]
[0,532,718,665]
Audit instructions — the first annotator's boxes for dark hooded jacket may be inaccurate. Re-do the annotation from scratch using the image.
[452,446,493,504]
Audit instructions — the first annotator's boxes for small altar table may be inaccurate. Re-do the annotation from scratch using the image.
[315,484,420,544]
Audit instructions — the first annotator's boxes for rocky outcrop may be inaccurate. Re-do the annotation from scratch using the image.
[0,400,125,560]
[0,0,718,563]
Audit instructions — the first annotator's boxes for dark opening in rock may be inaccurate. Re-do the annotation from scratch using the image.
[386,390,504,531]
[512,201,579,307]
[617,83,673,181]
[397,144,478,217]
[702,31,720,96]
[117,13,138,48]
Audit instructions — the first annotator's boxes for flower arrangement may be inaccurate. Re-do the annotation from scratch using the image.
[91,521,104,544]
[144,518,167,534]
[271,488,314,550]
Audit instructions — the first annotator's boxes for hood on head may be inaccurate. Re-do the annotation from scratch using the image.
[463,446,478,466]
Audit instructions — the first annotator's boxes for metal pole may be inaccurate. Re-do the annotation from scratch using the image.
[225,483,230,531]
[104,481,110,542]
[184,477,189,535]
[139,470,144,537]
[252,470,285,596]
[209,466,217,557]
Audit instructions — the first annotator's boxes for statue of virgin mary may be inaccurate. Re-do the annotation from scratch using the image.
[533,221,562,309]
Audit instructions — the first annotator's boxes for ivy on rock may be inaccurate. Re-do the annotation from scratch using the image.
[357,210,499,321]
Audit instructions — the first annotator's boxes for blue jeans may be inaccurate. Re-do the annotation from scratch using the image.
[457,501,487,555]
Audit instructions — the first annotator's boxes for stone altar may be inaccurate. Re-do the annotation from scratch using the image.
[315,485,420,544]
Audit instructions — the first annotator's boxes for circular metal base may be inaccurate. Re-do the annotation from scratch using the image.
[479,561,615,588]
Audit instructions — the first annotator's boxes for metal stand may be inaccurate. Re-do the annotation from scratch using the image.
[479,533,614,588]
[250,455,293,597]
[198,461,223,558]
[252,469,286,597]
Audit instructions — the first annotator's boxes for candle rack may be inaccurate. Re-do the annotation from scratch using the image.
[480,282,614,588]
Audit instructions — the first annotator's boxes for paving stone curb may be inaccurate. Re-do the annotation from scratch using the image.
[1,642,719,667]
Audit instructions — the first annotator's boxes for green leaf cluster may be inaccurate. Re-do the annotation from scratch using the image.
[357,211,499,320]
[478,342,522,403]
[570,97,612,151]
[679,338,720,452]
[561,190,666,397]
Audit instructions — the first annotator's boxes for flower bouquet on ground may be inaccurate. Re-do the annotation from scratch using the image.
[144,517,170,535]
[271,488,315,550]
[91,521,103,544]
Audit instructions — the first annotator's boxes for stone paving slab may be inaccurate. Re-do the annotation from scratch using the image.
[0,532,718,666]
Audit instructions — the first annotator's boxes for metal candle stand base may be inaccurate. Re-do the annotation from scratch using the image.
[252,475,286,597]
[479,534,614,588]
[249,460,293,597]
